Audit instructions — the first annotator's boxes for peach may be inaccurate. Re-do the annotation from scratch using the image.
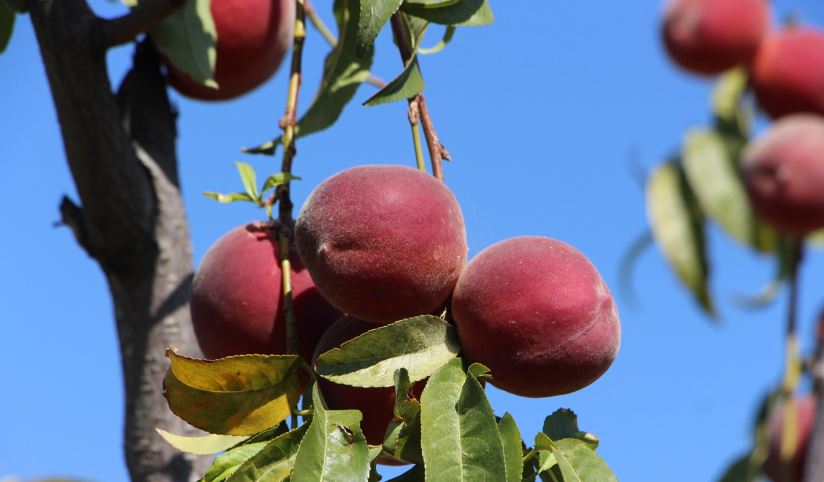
[751,28,824,119]
[164,0,294,101]
[742,114,824,236]
[661,0,770,75]
[190,223,341,361]
[451,236,621,398]
[295,165,467,324]
[313,316,424,447]
[763,395,816,482]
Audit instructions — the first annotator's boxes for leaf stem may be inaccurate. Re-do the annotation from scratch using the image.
[277,0,308,358]
[409,98,426,172]
[389,12,447,181]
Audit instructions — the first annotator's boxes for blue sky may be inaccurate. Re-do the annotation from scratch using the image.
[3,1,824,481]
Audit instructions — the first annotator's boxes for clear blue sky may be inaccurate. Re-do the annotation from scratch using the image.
[3,1,824,481]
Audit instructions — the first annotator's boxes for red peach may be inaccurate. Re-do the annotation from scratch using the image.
[743,114,824,236]
[661,0,770,75]
[295,165,467,324]
[165,0,294,101]
[763,395,816,482]
[451,236,621,398]
[751,28,824,119]
[190,223,341,361]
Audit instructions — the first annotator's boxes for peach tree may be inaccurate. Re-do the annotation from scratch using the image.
[635,1,824,481]
[1,0,622,480]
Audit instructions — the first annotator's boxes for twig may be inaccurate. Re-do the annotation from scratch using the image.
[96,0,184,51]
[277,0,308,358]
[780,240,803,482]
[408,98,426,172]
[389,12,447,181]
[304,0,386,89]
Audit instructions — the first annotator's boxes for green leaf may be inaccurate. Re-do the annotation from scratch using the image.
[549,439,617,482]
[717,453,758,482]
[203,192,256,204]
[150,0,217,88]
[163,350,302,436]
[387,464,425,482]
[383,368,424,464]
[400,0,494,27]
[646,162,715,316]
[357,0,403,56]
[420,358,507,481]
[712,68,749,127]
[543,409,599,450]
[155,429,249,455]
[363,56,425,106]
[315,315,460,388]
[202,441,269,482]
[0,2,13,54]
[404,0,460,6]
[235,162,259,202]
[682,129,775,252]
[401,12,430,51]
[498,413,523,482]
[291,384,371,482]
[261,173,302,194]
[418,25,456,55]
[244,0,373,155]
[226,424,310,482]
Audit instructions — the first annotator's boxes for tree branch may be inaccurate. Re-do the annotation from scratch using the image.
[96,0,184,51]
[804,286,824,482]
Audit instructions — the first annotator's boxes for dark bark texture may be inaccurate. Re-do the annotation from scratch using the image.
[29,0,209,480]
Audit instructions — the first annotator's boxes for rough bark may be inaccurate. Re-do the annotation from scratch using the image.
[29,1,209,480]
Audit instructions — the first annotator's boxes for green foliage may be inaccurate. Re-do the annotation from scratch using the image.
[357,0,403,56]
[420,358,508,481]
[646,162,715,315]
[400,0,494,26]
[155,429,249,455]
[227,424,310,481]
[363,56,425,106]
[549,439,617,482]
[382,368,424,464]
[245,0,373,156]
[291,385,371,481]
[0,1,13,54]
[202,441,270,482]
[418,26,456,55]
[163,350,302,435]
[314,315,460,388]
[148,0,217,88]
[498,413,524,482]
[543,409,598,450]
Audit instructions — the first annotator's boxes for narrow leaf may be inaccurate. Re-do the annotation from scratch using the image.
[363,56,425,106]
[550,439,617,482]
[226,424,309,482]
[203,192,256,204]
[0,2,13,54]
[155,428,248,455]
[315,315,460,388]
[717,453,758,482]
[291,384,371,481]
[202,441,269,482]
[261,173,302,194]
[235,162,259,202]
[383,369,423,464]
[646,162,715,315]
[150,0,217,87]
[404,0,460,6]
[543,409,598,450]
[420,358,507,481]
[418,25,456,55]
[163,350,302,435]
[682,128,774,252]
[244,0,373,155]
[712,68,749,127]
[498,413,524,482]
[400,0,493,27]
[401,12,430,51]
[357,0,403,56]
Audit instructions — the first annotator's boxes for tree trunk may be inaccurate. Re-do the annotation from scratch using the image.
[29,1,209,480]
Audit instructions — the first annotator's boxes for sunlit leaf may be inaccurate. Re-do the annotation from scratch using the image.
[235,162,259,202]
[383,368,423,464]
[498,413,523,482]
[420,358,507,481]
[261,173,302,194]
[357,0,403,56]
[400,0,493,26]
[226,424,309,482]
[315,315,460,388]
[163,350,302,435]
[203,192,256,204]
[244,0,373,155]
[539,436,617,482]
[646,162,715,316]
[150,0,217,88]
[202,441,269,482]
[363,56,425,106]
[291,384,371,481]
[155,428,248,455]
[712,68,749,127]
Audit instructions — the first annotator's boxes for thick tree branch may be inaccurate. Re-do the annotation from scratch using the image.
[96,0,184,51]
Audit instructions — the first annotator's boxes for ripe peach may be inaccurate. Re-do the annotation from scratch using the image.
[165,0,294,101]
[742,114,824,236]
[451,237,621,398]
[295,165,467,324]
[763,395,816,482]
[190,223,341,361]
[751,28,824,118]
[313,316,424,447]
[661,0,769,75]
